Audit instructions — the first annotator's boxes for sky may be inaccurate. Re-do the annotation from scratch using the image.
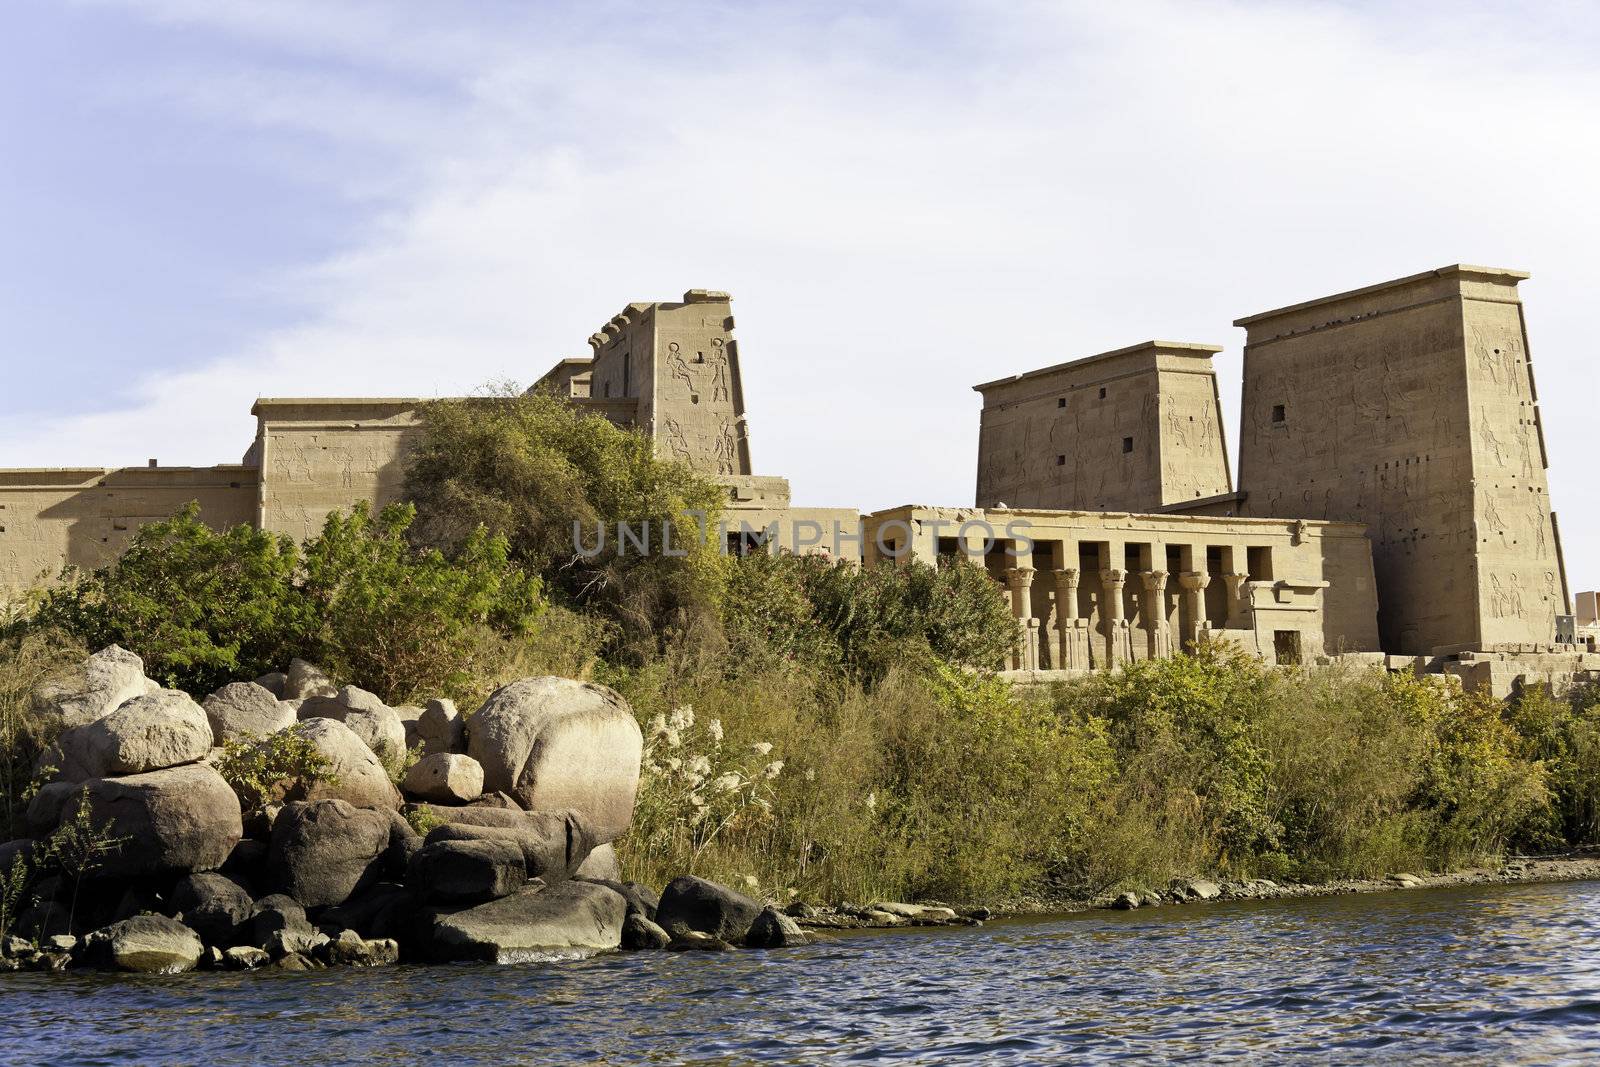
[2,0,1597,591]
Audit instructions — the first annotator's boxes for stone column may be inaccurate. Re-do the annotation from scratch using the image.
[1052,567,1091,670]
[1139,570,1171,660]
[1222,572,1251,629]
[1005,567,1037,671]
[1099,568,1131,667]
[1178,571,1211,649]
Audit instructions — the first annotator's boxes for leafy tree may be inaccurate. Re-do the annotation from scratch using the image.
[402,387,727,657]
[33,504,306,692]
[300,501,544,701]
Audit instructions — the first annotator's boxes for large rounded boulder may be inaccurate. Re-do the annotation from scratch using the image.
[466,678,642,842]
[30,645,158,729]
[203,682,296,745]
[77,764,243,879]
[61,689,212,779]
[282,718,402,810]
[416,879,628,962]
[655,875,764,943]
[269,799,392,908]
[85,915,204,973]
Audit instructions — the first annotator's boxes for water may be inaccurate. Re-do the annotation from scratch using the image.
[6,879,1600,1065]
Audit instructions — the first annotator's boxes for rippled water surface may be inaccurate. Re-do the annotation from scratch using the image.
[8,879,1600,1064]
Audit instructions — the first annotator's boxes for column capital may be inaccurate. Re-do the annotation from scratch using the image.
[1052,567,1080,585]
[1178,570,1211,591]
[1005,566,1036,590]
[1139,569,1168,593]
[1099,567,1126,587]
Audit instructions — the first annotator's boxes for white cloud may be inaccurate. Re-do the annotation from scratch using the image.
[9,0,1600,589]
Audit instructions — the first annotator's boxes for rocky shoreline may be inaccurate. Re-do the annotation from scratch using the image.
[0,647,815,974]
[6,647,1598,976]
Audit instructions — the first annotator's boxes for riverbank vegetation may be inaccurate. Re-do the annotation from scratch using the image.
[4,388,1598,906]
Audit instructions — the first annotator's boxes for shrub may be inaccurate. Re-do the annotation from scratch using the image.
[217,727,339,813]
[32,504,306,693]
[722,553,1016,684]
[0,625,87,840]
[25,499,547,704]
[299,501,544,702]
[402,387,727,658]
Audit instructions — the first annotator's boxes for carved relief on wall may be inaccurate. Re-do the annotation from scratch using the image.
[714,417,739,475]
[709,338,730,402]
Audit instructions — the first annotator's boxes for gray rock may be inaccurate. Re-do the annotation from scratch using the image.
[253,672,288,699]
[1111,891,1140,910]
[466,677,642,841]
[746,906,809,948]
[579,878,657,920]
[223,945,270,969]
[383,809,422,875]
[171,872,255,944]
[86,915,203,973]
[44,933,79,956]
[269,800,392,908]
[3,934,36,958]
[408,839,527,903]
[249,893,310,944]
[322,929,399,967]
[265,926,330,959]
[424,809,595,883]
[668,930,737,952]
[621,912,671,950]
[60,689,212,779]
[30,645,157,729]
[1179,879,1222,901]
[202,683,296,745]
[402,753,484,804]
[81,763,243,879]
[393,705,424,750]
[655,875,763,943]
[25,781,78,836]
[343,707,408,771]
[274,951,316,970]
[284,659,337,701]
[574,842,621,881]
[418,879,627,962]
[280,718,401,810]
[202,945,225,969]
[417,698,463,755]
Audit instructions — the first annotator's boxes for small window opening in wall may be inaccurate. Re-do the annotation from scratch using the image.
[1271,404,1286,423]
[690,393,700,405]
[1273,630,1302,666]
[1057,397,1066,408]
[1122,437,1134,453]
[1098,387,1107,399]
[1056,454,1066,465]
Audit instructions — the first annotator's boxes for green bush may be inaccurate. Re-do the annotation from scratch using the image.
[299,502,544,702]
[722,553,1016,684]
[402,387,727,658]
[216,725,340,813]
[33,504,306,693]
[28,501,545,703]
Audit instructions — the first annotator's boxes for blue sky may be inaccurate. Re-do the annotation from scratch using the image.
[3,0,1598,589]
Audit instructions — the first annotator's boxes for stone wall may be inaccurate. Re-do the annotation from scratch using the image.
[1234,265,1567,656]
[250,399,424,544]
[974,342,1232,513]
[0,466,258,591]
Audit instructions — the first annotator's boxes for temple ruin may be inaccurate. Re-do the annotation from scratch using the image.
[1,266,1591,695]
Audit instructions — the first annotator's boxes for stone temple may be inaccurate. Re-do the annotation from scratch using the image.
[1,265,1591,695]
